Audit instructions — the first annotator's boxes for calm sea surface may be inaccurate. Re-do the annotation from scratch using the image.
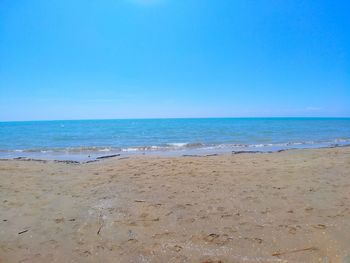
[0,118,349,161]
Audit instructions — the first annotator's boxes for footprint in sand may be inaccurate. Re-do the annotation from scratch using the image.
[312,224,326,229]
[203,233,232,245]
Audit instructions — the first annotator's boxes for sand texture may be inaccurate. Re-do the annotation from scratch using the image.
[1,147,350,263]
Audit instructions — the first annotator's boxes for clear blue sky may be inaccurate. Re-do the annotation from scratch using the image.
[0,0,349,121]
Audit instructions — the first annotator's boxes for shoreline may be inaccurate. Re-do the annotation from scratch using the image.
[1,144,349,164]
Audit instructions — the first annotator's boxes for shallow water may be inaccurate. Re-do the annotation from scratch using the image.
[0,118,349,160]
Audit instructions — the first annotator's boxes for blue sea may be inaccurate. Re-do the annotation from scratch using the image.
[0,118,349,161]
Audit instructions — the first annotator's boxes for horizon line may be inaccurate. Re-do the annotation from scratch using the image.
[1,116,350,123]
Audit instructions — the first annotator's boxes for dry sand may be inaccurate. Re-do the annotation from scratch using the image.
[1,147,350,263]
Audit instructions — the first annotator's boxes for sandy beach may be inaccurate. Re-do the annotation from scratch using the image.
[1,147,350,263]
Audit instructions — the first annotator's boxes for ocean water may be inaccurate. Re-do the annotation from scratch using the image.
[0,118,349,161]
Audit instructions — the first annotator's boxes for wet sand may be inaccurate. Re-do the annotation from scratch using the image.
[1,147,350,263]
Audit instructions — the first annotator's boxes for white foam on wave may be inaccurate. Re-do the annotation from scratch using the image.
[3,137,350,157]
[66,138,350,154]
[166,142,188,147]
[98,148,111,152]
[121,143,203,152]
[334,138,350,143]
[40,150,53,153]
[121,147,140,152]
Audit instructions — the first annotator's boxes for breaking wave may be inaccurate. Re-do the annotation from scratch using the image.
[1,138,350,155]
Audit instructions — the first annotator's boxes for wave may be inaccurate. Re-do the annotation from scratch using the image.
[121,142,205,152]
[1,138,350,155]
[0,147,117,153]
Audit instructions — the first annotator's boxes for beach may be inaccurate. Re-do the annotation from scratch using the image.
[1,147,350,263]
